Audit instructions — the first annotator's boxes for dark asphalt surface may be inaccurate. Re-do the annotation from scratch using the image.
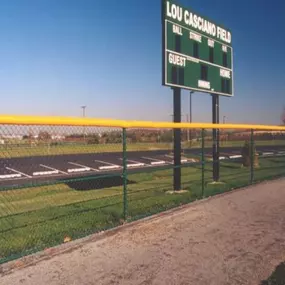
[0,145,284,188]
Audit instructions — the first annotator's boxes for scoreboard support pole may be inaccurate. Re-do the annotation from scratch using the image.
[173,87,182,191]
[212,94,220,182]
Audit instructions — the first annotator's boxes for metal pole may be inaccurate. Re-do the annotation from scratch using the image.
[222,116,226,146]
[201,128,205,197]
[171,113,184,153]
[190,91,193,147]
[81,106,86,118]
[217,97,220,180]
[186,114,189,142]
[173,87,181,191]
[81,106,86,141]
[250,129,254,184]
[122,128,128,220]
[212,94,220,182]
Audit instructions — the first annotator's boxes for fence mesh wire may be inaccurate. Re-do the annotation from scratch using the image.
[0,124,285,263]
[0,125,124,262]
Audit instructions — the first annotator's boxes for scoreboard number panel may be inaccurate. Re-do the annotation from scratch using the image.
[162,0,234,97]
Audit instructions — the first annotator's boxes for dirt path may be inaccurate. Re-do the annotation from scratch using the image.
[2,179,285,285]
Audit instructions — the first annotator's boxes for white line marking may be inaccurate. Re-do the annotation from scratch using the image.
[169,160,190,164]
[68,162,99,172]
[33,170,59,176]
[40,164,68,175]
[143,157,167,162]
[165,155,192,164]
[68,168,90,173]
[142,157,160,161]
[127,159,144,165]
[229,155,242,159]
[95,160,121,167]
[119,158,148,166]
[0,176,29,182]
[127,163,145,168]
[128,159,144,164]
[143,157,173,165]
[275,151,285,156]
[262,152,274,156]
[99,165,121,170]
[6,167,32,178]
[0,174,21,179]
[150,161,167,166]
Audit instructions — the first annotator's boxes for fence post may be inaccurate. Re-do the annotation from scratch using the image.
[201,129,205,197]
[250,129,254,184]
[122,128,128,220]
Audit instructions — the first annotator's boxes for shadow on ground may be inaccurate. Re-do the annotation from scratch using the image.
[60,175,136,191]
[261,262,285,285]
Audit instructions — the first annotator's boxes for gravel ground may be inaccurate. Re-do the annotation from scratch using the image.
[1,179,285,285]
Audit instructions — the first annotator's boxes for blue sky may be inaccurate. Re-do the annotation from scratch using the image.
[0,0,284,124]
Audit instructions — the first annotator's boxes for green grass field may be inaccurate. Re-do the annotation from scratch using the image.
[0,139,284,158]
[0,155,285,263]
[261,262,285,285]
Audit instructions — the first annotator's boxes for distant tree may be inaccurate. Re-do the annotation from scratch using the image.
[127,132,137,143]
[66,133,84,139]
[38,131,51,141]
[160,131,173,143]
[105,132,122,144]
[87,136,99,144]
[146,132,158,143]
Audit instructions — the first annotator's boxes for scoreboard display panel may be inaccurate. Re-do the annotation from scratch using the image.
[162,0,234,96]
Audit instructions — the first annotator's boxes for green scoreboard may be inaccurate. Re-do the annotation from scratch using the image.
[162,0,234,97]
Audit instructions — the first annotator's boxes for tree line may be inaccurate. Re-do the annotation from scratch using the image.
[22,130,285,145]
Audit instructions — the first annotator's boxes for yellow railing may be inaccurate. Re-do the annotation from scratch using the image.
[0,114,285,131]
[0,114,285,265]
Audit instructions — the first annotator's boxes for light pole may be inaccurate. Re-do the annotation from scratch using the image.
[223,116,226,145]
[170,114,185,122]
[81,106,86,141]
[81,106,86,118]
[189,91,194,147]
[186,114,189,141]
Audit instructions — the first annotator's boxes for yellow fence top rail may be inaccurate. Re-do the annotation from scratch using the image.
[0,115,285,131]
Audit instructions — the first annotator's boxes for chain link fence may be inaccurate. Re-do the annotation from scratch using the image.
[0,118,285,264]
